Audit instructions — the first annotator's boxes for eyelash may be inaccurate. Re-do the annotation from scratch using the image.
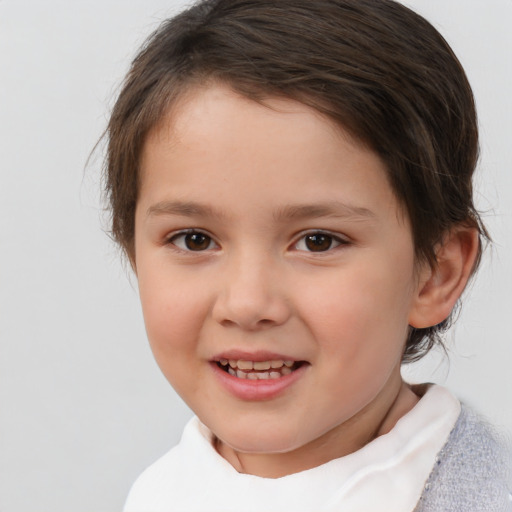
[166,230,219,252]
[166,229,349,254]
[292,231,349,253]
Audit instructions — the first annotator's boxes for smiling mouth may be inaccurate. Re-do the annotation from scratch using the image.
[216,359,304,380]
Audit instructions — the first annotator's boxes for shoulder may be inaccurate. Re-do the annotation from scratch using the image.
[123,443,184,512]
[123,417,206,512]
[122,416,221,512]
[415,405,512,512]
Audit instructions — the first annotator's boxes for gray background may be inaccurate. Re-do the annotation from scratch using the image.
[1,1,511,511]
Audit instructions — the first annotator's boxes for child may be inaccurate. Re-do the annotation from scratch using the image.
[103,0,511,510]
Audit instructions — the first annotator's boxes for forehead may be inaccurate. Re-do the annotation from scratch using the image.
[143,84,348,165]
[138,83,404,225]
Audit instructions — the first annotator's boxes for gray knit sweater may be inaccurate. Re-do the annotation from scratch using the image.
[414,405,512,511]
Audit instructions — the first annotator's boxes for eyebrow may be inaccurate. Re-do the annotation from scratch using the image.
[146,199,375,223]
[273,202,376,222]
[146,200,228,220]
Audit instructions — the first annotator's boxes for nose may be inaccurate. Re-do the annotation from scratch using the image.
[211,252,291,331]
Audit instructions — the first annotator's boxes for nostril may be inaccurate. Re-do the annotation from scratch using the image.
[211,280,291,330]
[248,318,280,331]
[217,316,283,331]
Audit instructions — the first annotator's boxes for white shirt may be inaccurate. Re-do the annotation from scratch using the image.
[124,385,460,512]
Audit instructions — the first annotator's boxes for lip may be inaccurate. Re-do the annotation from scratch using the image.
[209,352,309,401]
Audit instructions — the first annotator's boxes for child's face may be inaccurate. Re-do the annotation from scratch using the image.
[134,84,424,473]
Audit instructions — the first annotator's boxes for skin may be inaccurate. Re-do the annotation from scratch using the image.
[133,83,453,478]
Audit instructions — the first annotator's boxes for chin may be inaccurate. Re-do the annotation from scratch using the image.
[215,424,305,455]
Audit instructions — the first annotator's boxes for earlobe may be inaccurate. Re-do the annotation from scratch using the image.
[408,227,480,329]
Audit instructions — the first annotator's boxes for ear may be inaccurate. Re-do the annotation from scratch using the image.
[408,226,480,329]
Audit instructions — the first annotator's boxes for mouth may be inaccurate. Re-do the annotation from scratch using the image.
[216,358,305,380]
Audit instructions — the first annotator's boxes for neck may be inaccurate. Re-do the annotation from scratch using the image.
[215,375,419,478]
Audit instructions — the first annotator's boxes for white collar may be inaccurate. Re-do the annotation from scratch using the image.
[125,385,461,512]
[183,385,460,511]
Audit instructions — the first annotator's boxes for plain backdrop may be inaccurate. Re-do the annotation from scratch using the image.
[0,1,511,511]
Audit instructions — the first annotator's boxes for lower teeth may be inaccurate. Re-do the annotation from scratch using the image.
[226,366,292,379]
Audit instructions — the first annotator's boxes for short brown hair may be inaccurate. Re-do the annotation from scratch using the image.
[104,0,488,362]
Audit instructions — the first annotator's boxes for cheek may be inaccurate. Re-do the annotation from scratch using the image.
[299,270,412,417]
[297,262,414,359]
[139,284,209,400]
[137,270,208,366]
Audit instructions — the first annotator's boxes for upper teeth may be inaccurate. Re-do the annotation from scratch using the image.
[220,359,294,370]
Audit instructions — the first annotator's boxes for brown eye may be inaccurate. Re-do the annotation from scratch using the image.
[294,232,345,253]
[185,233,211,250]
[304,233,334,252]
[170,231,215,251]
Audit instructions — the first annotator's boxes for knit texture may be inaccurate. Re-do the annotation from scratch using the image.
[414,405,512,512]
